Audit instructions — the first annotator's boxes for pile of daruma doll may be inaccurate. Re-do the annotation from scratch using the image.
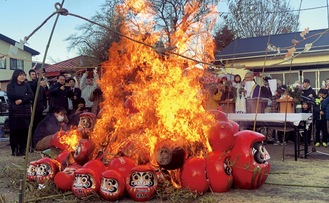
[26,110,271,202]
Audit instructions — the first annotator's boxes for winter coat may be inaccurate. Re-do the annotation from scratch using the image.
[80,72,98,108]
[33,113,69,146]
[67,87,82,110]
[49,82,69,111]
[313,97,326,120]
[6,82,34,129]
[302,86,316,101]
[321,95,329,120]
[260,86,272,99]
[27,79,47,113]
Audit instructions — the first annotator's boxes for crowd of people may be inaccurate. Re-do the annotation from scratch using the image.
[6,68,103,156]
[6,67,329,156]
[203,71,329,147]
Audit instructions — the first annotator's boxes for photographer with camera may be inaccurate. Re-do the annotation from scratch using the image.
[49,74,69,112]
[80,68,99,109]
[67,97,88,127]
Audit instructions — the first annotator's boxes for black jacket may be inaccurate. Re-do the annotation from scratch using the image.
[67,87,82,110]
[49,82,69,111]
[33,113,69,146]
[27,79,47,113]
[302,86,316,101]
[7,82,34,129]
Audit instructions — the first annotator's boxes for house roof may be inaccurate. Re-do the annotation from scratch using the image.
[45,55,99,77]
[215,28,329,61]
[0,33,40,56]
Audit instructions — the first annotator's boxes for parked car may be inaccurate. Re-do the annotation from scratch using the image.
[0,91,8,114]
[0,91,9,133]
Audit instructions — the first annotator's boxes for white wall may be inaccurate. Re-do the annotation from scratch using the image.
[0,40,33,91]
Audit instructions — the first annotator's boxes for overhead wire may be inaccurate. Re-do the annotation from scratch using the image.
[10,0,329,71]
[13,1,328,201]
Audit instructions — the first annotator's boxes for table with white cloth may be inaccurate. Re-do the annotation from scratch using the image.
[227,113,313,161]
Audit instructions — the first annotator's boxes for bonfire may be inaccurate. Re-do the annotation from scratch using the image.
[25,0,271,202]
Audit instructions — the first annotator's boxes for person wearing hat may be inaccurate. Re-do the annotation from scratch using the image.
[301,79,316,102]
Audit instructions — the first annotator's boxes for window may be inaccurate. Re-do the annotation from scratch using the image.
[318,69,329,87]
[0,58,5,69]
[269,73,283,84]
[10,58,24,70]
[284,72,299,85]
[267,71,300,85]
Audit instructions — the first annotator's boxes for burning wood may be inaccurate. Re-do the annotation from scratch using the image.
[22,0,272,202]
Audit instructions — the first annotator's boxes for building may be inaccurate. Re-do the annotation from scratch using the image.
[0,33,40,90]
[215,28,329,91]
[44,55,101,86]
[44,55,99,77]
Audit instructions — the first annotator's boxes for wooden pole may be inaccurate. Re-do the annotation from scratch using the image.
[21,1,66,202]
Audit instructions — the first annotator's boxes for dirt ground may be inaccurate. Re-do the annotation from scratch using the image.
[1,139,329,203]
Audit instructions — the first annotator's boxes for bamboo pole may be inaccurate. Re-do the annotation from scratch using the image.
[21,1,66,202]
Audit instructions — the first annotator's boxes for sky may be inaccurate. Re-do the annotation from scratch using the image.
[0,0,104,64]
[217,0,329,30]
[1,0,328,64]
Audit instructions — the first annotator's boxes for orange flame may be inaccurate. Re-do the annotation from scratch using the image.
[59,129,81,151]
[91,0,218,163]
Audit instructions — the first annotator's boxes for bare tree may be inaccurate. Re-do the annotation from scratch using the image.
[67,0,220,63]
[67,0,298,63]
[66,0,123,63]
[223,0,299,38]
[150,0,220,44]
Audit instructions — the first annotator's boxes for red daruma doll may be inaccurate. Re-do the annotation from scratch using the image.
[54,164,82,192]
[72,160,106,198]
[27,161,38,182]
[35,158,60,185]
[126,165,158,202]
[73,139,95,166]
[100,170,125,201]
[230,130,271,189]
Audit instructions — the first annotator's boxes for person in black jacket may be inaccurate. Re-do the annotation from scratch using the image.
[314,89,328,147]
[301,79,316,101]
[67,77,82,111]
[7,69,34,156]
[27,69,47,149]
[49,74,69,112]
[33,106,69,151]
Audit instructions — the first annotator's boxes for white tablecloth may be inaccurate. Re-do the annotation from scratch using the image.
[227,113,312,126]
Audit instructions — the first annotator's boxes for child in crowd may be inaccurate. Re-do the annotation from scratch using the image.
[300,101,312,144]
[301,101,311,113]
[274,101,311,146]
[314,89,328,147]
